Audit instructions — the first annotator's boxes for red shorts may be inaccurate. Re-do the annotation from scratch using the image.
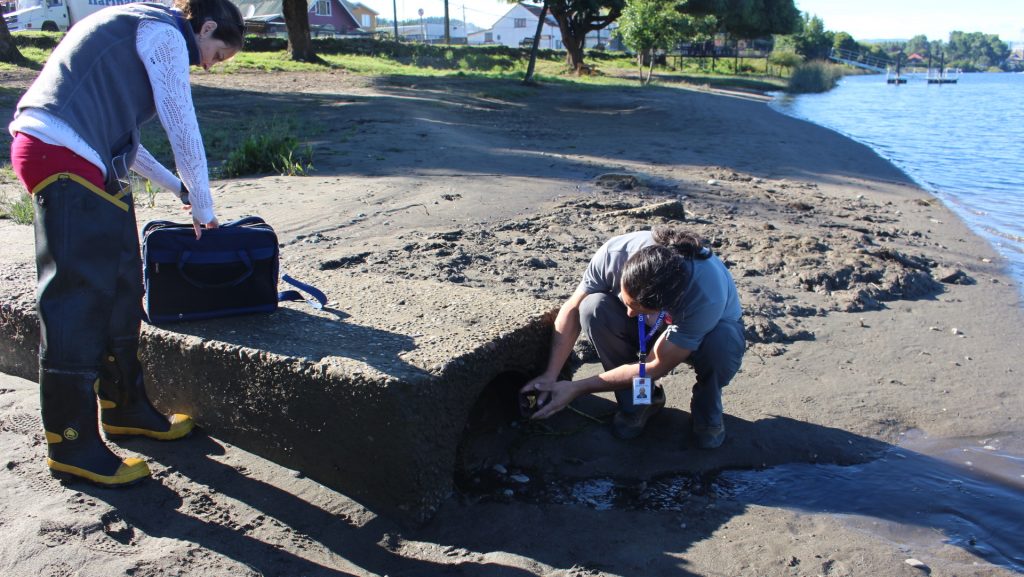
[9,132,105,193]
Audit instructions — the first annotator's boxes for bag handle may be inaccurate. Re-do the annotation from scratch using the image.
[278,274,328,310]
[177,250,255,289]
[223,216,267,228]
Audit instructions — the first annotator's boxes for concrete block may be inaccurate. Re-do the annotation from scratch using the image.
[0,261,556,524]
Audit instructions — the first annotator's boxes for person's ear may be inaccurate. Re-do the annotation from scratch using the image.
[200,20,218,38]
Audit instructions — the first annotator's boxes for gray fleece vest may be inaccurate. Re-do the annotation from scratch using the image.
[16,3,199,187]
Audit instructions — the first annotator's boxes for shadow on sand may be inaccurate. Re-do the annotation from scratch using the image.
[78,403,1023,575]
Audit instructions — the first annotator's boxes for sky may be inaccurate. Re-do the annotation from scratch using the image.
[794,0,1024,42]
[355,0,1024,42]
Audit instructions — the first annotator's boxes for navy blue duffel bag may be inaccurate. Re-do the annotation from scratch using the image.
[142,216,325,324]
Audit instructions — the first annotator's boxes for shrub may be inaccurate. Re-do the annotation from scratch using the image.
[0,192,34,225]
[786,60,844,93]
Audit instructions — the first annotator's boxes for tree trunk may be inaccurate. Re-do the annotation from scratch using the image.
[564,32,586,73]
[522,1,548,85]
[282,0,318,62]
[552,15,586,74]
[0,15,25,64]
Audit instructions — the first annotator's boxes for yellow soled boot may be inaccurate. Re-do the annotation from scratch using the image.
[41,370,150,487]
[98,343,193,440]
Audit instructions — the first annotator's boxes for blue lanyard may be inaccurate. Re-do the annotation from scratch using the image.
[637,311,667,378]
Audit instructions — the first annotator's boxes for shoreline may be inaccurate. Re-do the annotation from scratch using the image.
[2,70,1023,576]
[767,73,1024,303]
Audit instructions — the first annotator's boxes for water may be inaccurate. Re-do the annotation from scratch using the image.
[770,73,1024,299]
[723,431,1024,572]
[465,432,1024,572]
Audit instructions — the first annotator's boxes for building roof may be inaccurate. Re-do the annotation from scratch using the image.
[234,0,366,21]
[342,0,377,16]
[519,2,557,26]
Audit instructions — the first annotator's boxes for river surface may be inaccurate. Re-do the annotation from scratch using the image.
[759,77,1024,570]
[771,72,1024,302]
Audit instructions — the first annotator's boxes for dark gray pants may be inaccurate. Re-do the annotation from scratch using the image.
[579,293,745,427]
[34,174,142,373]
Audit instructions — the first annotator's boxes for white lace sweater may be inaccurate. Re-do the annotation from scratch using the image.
[9,20,215,224]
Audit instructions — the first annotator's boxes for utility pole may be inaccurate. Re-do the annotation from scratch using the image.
[444,1,450,45]
[392,0,399,46]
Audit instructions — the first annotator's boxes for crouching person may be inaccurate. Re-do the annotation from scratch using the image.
[522,226,745,449]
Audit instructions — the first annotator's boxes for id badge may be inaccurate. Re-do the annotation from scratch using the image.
[632,377,652,405]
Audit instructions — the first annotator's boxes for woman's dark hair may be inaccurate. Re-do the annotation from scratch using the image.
[175,0,246,50]
[621,227,710,310]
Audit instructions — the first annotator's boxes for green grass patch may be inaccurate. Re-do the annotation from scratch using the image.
[216,50,332,73]
[0,164,33,225]
[0,193,33,224]
[140,103,320,179]
[221,118,314,177]
[0,47,47,72]
[11,31,62,50]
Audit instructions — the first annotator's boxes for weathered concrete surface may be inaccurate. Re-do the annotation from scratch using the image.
[0,259,556,524]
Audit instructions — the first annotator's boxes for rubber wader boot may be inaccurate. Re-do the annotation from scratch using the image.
[98,342,193,440]
[41,369,150,486]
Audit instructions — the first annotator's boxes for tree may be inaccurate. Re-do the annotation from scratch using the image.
[832,31,857,54]
[0,12,25,64]
[769,33,801,75]
[710,0,799,40]
[281,0,319,62]
[791,13,832,60]
[522,0,549,84]
[507,0,623,74]
[946,30,1009,71]
[904,34,930,58]
[617,0,712,85]
[514,0,798,75]
[547,0,626,73]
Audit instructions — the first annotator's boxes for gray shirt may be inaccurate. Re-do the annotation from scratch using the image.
[579,230,742,351]
[15,3,197,188]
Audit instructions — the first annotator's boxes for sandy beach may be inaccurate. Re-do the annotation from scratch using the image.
[2,68,1023,576]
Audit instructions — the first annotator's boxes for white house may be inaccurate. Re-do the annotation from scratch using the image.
[396,21,469,44]
[469,3,560,48]
[469,3,617,50]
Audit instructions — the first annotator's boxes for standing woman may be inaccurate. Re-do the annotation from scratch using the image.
[8,0,245,486]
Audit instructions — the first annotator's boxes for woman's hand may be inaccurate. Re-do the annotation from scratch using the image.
[193,215,219,240]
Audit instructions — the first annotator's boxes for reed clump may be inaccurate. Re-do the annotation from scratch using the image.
[786,61,845,93]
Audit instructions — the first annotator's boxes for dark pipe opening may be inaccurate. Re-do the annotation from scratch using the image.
[454,371,529,488]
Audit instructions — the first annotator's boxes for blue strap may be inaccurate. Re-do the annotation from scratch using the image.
[637,311,666,379]
[278,274,327,310]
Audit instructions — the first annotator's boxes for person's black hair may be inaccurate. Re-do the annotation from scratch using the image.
[174,0,246,50]
[651,225,708,259]
[621,227,711,310]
